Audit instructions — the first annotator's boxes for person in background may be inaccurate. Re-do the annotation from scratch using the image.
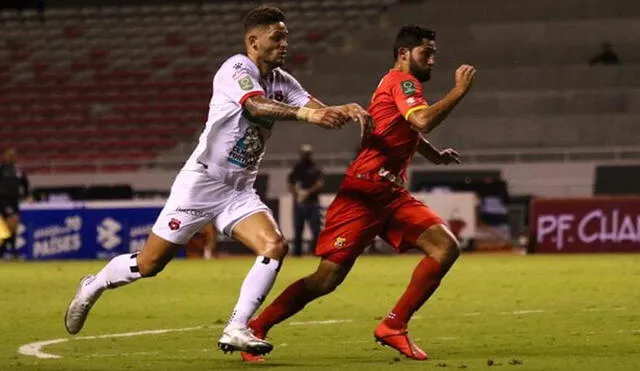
[288,144,324,257]
[0,147,30,259]
[589,41,620,66]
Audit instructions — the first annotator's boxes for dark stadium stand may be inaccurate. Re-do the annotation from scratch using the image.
[1,0,639,173]
[0,0,390,173]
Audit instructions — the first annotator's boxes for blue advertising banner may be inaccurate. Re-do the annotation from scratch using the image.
[18,203,89,260]
[19,201,165,260]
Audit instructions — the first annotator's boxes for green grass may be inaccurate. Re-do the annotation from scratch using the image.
[1,254,639,371]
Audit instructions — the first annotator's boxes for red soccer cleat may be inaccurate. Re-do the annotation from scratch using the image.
[374,322,429,360]
[241,320,266,362]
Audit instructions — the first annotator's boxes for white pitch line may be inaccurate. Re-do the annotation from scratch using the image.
[18,320,353,360]
[499,309,546,315]
[18,307,623,360]
[461,312,482,317]
[76,325,205,340]
[18,339,69,359]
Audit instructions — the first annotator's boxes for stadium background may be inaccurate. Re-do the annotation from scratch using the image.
[1,1,639,370]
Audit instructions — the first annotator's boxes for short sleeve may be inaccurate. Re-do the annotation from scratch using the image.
[389,76,428,120]
[279,69,312,107]
[215,56,265,106]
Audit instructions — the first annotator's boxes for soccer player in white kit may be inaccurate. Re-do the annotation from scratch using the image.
[64,5,371,357]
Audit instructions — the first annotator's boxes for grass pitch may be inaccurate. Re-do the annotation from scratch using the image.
[1,254,639,371]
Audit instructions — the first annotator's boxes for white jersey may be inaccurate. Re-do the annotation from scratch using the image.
[184,54,311,190]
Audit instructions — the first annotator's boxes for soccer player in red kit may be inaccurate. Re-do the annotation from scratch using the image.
[243,25,476,361]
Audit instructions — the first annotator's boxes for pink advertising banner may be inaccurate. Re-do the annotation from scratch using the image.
[531,198,640,253]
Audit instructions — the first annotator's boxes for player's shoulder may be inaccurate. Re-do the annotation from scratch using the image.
[378,70,421,97]
[383,69,419,86]
[273,67,300,84]
[218,54,258,76]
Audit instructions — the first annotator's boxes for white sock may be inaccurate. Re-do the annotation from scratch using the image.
[83,253,143,296]
[226,256,281,329]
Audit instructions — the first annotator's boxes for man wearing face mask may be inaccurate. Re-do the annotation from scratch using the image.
[243,25,476,362]
[288,144,324,257]
[63,5,372,358]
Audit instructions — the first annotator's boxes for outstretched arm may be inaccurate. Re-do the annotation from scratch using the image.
[305,97,374,136]
[244,95,347,129]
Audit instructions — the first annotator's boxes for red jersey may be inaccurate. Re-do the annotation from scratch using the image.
[347,69,428,181]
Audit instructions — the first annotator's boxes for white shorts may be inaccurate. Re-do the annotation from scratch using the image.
[151,168,272,245]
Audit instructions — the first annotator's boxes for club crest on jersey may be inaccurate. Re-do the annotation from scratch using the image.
[270,90,284,102]
[334,237,347,249]
[401,80,416,95]
[168,218,181,231]
[238,76,254,91]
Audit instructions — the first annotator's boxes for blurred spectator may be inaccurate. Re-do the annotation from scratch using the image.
[185,222,218,259]
[0,148,30,259]
[589,41,620,66]
[288,144,324,256]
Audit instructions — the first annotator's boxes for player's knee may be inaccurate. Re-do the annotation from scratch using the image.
[307,273,340,296]
[429,233,460,265]
[440,235,461,263]
[309,268,345,295]
[260,233,289,260]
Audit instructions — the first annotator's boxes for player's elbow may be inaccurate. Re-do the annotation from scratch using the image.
[410,118,435,133]
[243,96,268,118]
[409,111,436,133]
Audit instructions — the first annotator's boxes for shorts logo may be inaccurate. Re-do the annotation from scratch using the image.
[334,237,346,249]
[168,218,181,231]
[238,76,254,91]
[401,80,416,95]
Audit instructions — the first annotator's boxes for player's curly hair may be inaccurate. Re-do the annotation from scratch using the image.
[393,25,436,60]
[244,5,286,32]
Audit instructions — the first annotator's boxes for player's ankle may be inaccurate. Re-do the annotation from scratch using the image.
[381,314,407,331]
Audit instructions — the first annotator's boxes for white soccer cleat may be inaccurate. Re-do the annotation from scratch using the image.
[217,325,273,356]
[64,275,103,335]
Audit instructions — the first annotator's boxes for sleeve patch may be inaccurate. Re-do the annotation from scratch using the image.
[237,75,254,91]
[400,80,417,95]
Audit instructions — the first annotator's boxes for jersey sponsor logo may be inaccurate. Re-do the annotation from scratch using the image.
[401,80,417,95]
[227,126,265,169]
[168,218,181,231]
[238,76,254,91]
[97,217,123,250]
[175,207,214,218]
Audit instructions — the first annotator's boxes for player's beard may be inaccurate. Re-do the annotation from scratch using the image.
[409,56,431,82]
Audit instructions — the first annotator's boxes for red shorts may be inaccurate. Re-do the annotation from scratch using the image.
[315,175,444,264]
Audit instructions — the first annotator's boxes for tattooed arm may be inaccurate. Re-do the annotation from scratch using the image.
[244,95,348,129]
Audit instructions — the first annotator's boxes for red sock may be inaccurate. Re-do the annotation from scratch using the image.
[252,279,315,333]
[383,257,444,330]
